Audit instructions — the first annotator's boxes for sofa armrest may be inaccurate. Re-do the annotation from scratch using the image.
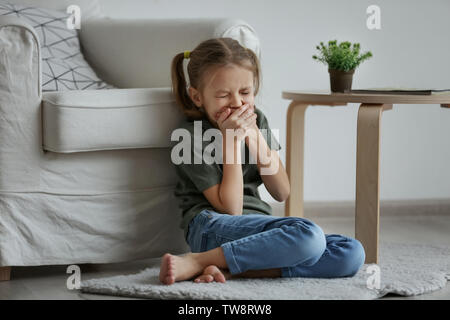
[79,17,260,88]
[0,15,42,190]
[42,88,185,153]
[0,15,42,97]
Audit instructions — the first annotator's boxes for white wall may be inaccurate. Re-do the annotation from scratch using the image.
[98,0,450,202]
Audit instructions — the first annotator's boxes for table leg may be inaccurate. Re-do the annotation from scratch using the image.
[285,101,309,217]
[355,103,392,264]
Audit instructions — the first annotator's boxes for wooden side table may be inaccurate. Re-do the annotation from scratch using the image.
[282,90,450,264]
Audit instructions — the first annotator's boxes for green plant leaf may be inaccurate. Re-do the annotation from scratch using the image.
[312,40,373,71]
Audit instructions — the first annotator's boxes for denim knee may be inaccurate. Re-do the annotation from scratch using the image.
[287,218,326,266]
[333,238,366,277]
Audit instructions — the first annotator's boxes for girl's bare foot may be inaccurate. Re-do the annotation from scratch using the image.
[159,253,204,285]
[194,265,230,283]
[193,265,282,283]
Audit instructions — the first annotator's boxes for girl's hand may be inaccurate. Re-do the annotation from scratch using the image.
[215,104,257,141]
[214,104,255,122]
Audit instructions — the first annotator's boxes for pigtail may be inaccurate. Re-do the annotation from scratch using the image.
[245,48,261,96]
[171,52,203,121]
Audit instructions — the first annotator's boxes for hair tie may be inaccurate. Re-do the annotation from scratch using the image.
[184,51,191,59]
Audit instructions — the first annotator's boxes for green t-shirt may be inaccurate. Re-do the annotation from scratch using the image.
[171,106,282,240]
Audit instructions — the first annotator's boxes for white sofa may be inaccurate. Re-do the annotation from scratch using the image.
[0,1,261,280]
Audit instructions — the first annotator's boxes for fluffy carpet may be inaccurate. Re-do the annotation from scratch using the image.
[80,242,450,299]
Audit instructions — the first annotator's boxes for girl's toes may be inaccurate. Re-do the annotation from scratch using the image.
[194,274,214,283]
[203,265,227,283]
[213,271,226,283]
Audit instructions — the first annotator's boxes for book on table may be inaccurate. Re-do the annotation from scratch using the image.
[351,87,450,95]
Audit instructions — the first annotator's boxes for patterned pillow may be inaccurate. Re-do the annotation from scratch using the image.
[0,1,115,91]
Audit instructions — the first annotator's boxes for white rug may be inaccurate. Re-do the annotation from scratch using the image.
[80,242,450,300]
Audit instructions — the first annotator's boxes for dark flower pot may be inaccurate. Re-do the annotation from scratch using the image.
[328,69,355,93]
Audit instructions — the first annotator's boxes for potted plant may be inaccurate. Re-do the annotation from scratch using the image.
[312,40,373,92]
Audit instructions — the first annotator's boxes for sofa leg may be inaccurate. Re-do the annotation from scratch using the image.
[0,267,11,281]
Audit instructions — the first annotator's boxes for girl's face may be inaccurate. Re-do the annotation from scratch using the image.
[188,63,255,129]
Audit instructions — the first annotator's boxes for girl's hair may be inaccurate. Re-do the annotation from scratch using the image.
[171,37,261,121]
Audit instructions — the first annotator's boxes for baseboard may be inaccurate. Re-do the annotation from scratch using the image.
[270,198,450,218]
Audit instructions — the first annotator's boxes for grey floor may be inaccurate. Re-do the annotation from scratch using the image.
[1,207,449,300]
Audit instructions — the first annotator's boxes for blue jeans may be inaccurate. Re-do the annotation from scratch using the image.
[186,210,365,278]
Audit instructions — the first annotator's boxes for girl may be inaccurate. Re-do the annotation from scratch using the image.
[160,37,365,285]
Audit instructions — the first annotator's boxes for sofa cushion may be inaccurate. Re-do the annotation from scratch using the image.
[0,1,114,91]
[42,88,187,153]
[79,18,261,89]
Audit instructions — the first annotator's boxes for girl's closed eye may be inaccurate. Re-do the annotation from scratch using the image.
[218,92,249,98]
